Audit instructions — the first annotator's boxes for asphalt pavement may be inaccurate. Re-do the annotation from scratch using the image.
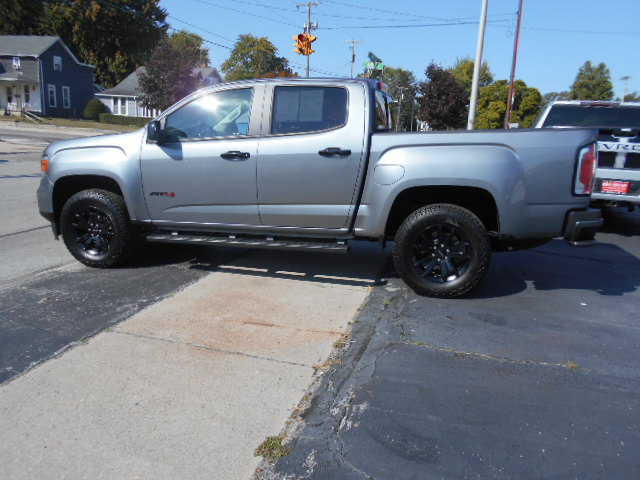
[260,208,640,480]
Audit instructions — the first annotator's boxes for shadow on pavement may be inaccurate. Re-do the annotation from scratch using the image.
[600,206,640,236]
[470,239,640,299]
[189,244,390,289]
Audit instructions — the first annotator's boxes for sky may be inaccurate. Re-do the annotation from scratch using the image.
[159,0,640,98]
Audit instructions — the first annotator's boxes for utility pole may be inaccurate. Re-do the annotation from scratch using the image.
[344,39,363,78]
[396,87,406,132]
[297,2,320,78]
[505,0,524,129]
[467,0,489,130]
[621,76,631,102]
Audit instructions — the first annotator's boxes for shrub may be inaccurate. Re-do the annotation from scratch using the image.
[98,113,152,127]
[83,99,110,121]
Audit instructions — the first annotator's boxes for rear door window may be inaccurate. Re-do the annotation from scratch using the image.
[271,86,347,134]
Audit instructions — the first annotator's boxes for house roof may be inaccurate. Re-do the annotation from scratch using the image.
[0,35,58,56]
[0,35,94,68]
[0,56,40,84]
[98,66,145,96]
[98,66,224,97]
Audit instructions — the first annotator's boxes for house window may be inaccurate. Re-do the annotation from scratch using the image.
[117,97,127,115]
[24,85,30,105]
[12,57,21,70]
[53,56,62,71]
[48,84,57,107]
[6,87,13,105]
[62,86,71,109]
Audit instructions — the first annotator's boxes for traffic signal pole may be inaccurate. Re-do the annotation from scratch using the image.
[297,2,320,77]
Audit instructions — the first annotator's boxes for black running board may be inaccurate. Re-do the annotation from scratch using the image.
[145,232,350,254]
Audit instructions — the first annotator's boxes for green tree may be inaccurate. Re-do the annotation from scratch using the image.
[383,67,417,131]
[44,0,168,88]
[417,63,467,130]
[448,57,494,94]
[621,91,640,102]
[221,34,290,81]
[475,81,508,129]
[475,80,542,129]
[261,70,299,78]
[139,36,202,111]
[512,82,542,128]
[169,30,210,67]
[568,61,613,100]
[0,0,47,34]
[541,91,569,109]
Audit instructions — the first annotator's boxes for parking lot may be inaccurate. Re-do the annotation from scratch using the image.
[263,208,640,480]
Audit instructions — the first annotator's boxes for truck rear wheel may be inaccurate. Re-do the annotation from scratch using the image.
[60,189,136,268]
[393,204,491,298]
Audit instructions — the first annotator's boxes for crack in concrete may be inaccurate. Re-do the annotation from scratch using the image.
[113,329,313,368]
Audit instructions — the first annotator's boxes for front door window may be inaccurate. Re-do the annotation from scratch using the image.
[164,88,253,140]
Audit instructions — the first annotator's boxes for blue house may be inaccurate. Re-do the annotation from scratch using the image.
[0,35,95,118]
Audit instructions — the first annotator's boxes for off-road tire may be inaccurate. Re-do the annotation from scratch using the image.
[393,204,491,298]
[60,189,137,268]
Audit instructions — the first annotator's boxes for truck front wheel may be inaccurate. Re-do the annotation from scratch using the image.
[60,189,137,268]
[393,204,491,298]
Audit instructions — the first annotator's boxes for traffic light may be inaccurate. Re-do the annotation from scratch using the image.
[293,33,306,55]
[293,33,316,56]
[305,34,316,55]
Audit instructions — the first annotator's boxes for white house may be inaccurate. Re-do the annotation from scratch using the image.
[96,66,224,118]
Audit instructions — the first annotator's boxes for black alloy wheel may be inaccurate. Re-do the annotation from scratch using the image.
[70,205,115,256]
[393,204,491,298]
[411,223,472,283]
[60,189,137,268]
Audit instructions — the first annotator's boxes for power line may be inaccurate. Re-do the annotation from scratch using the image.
[320,20,487,30]
[167,15,233,42]
[187,0,298,28]
[322,0,511,22]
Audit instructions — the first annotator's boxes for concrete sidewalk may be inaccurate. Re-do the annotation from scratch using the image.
[0,246,387,479]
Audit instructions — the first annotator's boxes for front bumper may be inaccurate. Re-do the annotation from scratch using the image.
[563,208,602,247]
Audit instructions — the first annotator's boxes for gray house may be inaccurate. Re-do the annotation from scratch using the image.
[96,66,224,118]
[0,35,95,118]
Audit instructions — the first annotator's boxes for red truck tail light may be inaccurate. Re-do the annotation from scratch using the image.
[575,143,597,195]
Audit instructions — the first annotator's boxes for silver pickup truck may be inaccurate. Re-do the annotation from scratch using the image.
[37,78,601,298]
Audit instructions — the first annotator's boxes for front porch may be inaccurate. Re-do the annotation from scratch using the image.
[1,81,41,116]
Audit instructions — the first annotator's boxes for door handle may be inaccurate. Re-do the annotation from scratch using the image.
[221,151,251,160]
[319,147,351,157]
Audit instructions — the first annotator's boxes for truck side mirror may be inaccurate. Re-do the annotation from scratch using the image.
[147,120,163,143]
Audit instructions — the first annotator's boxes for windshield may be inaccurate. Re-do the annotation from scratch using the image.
[542,104,640,129]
